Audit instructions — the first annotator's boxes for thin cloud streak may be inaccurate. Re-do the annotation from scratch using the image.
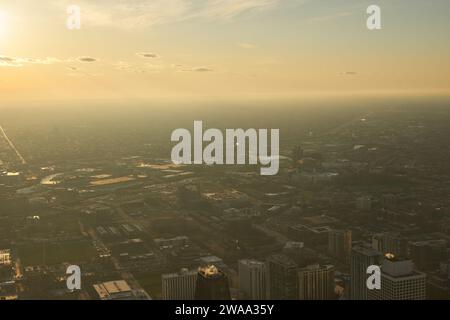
[53,0,302,29]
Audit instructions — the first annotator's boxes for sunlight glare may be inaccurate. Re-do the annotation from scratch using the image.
[0,10,10,39]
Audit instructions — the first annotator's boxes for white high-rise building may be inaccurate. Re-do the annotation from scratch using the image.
[162,268,198,300]
[238,259,267,300]
[368,258,426,300]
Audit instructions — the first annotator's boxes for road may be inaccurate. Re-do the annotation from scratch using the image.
[0,125,26,165]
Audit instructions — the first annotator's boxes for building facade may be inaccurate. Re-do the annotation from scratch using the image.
[350,246,381,300]
[368,258,426,300]
[238,259,267,300]
[328,229,352,263]
[194,265,231,300]
[162,268,198,300]
[266,254,298,300]
[298,264,335,300]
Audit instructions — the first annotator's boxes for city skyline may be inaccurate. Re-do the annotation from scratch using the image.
[1,0,450,304]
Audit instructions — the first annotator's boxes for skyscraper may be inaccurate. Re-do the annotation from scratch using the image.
[162,268,198,300]
[238,259,267,300]
[194,265,231,300]
[328,229,352,263]
[368,257,426,300]
[298,264,335,300]
[350,246,381,300]
[266,254,298,300]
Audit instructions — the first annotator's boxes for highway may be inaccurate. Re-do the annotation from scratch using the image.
[0,125,26,165]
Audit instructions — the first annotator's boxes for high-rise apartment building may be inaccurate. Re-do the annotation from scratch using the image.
[162,268,198,300]
[328,230,352,263]
[266,254,298,300]
[238,259,267,300]
[298,264,335,300]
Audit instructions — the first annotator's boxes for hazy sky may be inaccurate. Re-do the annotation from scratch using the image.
[1,0,449,103]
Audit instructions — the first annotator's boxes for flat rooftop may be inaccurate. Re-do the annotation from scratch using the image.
[93,280,132,299]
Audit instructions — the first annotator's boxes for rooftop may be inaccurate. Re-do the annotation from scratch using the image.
[93,280,132,300]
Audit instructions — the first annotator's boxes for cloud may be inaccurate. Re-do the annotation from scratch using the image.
[66,71,103,77]
[307,12,352,23]
[237,43,256,49]
[0,56,61,67]
[0,57,17,67]
[0,55,100,68]
[143,63,164,71]
[77,57,97,63]
[137,52,159,58]
[0,57,15,63]
[54,0,291,29]
[192,0,280,20]
[182,67,213,72]
[114,61,132,70]
[114,61,164,73]
[194,67,213,72]
[339,71,357,76]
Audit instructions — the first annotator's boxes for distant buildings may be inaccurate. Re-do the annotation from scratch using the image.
[0,249,11,266]
[162,268,198,300]
[93,280,134,300]
[266,254,298,300]
[328,230,352,263]
[427,262,450,299]
[410,240,447,271]
[298,264,335,300]
[0,282,18,300]
[194,265,231,300]
[282,242,305,265]
[350,246,381,300]
[238,259,266,300]
[154,236,189,249]
[356,196,372,211]
[371,232,409,258]
[368,258,426,300]
[0,249,15,300]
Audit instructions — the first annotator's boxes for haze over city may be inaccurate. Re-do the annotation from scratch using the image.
[0,0,450,306]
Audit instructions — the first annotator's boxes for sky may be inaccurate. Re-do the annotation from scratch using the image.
[0,0,449,104]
